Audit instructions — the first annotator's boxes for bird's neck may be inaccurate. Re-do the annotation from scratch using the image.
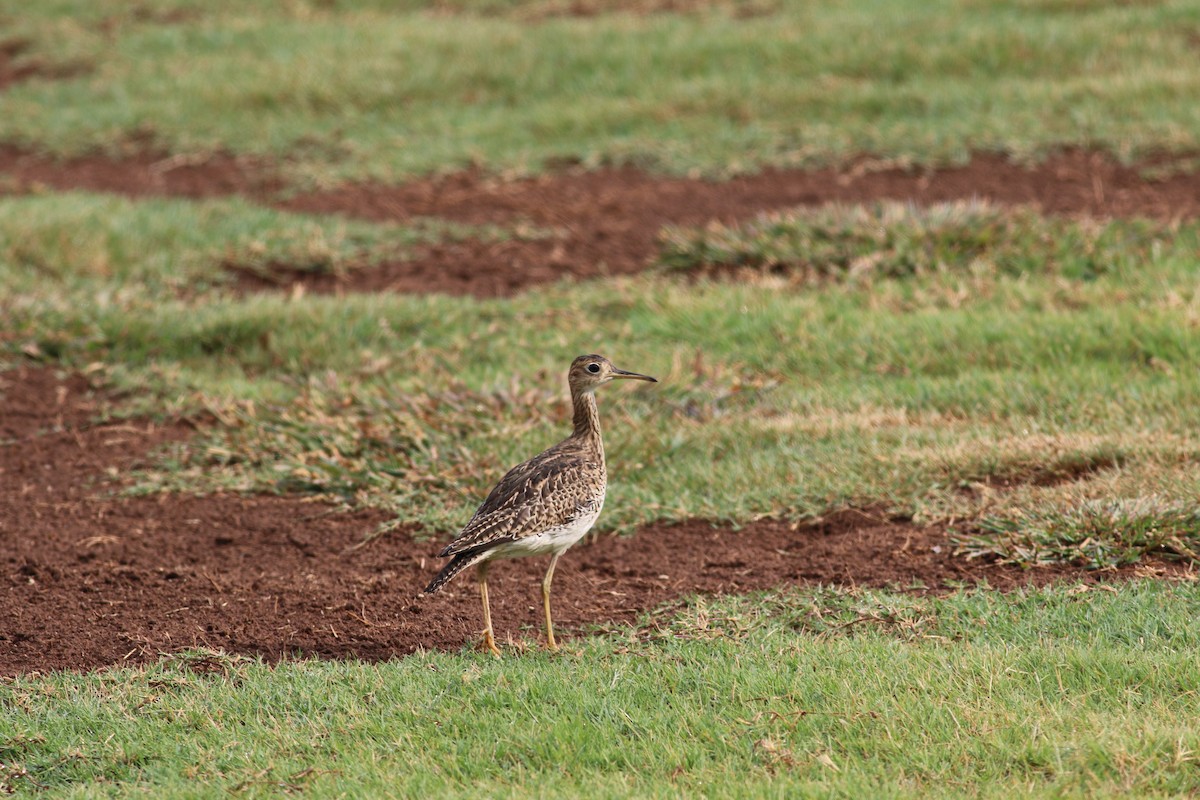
[571,387,604,446]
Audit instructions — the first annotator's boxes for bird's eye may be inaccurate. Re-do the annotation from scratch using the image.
[586,363,601,374]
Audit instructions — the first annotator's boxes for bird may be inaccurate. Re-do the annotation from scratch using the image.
[424,354,657,655]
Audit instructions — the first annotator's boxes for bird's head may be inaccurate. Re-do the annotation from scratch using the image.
[568,354,657,393]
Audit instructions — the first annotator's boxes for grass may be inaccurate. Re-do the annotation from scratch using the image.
[4,194,1200,543]
[5,581,1200,797]
[2,0,1200,182]
[657,200,1166,283]
[4,1,1200,795]
[0,191,509,296]
[958,498,1200,569]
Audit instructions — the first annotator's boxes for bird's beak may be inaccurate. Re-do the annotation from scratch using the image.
[611,367,658,383]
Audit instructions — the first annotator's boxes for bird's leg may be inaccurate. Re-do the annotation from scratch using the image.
[478,562,501,657]
[542,553,561,651]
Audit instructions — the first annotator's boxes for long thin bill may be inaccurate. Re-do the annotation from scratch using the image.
[612,368,658,382]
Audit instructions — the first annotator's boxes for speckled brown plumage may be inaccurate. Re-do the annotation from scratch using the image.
[436,442,603,557]
[424,354,657,655]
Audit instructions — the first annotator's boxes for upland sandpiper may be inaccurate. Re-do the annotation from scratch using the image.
[424,354,657,655]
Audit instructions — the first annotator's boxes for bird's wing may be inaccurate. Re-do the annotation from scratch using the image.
[438,444,601,557]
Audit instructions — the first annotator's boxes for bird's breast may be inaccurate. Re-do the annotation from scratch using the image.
[491,497,604,559]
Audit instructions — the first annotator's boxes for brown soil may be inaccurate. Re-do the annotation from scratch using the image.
[262,151,1200,297]
[227,237,602,298]
[0,39,90,90]
[0,145,280,199]
[487,0,779,21]
[429,0,776,20]
[2,367,1189,675]
[4,151,1199,673]
[3,146,1200,297]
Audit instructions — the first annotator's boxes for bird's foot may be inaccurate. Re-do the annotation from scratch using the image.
[481,632,501,658]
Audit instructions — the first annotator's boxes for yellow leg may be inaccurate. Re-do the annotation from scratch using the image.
[478,562,501,657]
[542,553,561,651]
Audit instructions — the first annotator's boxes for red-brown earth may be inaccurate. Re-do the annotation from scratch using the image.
[0,39,90,91]
[2,367,1189,675]
[3,147,1199,296]
[2,150,1199,674]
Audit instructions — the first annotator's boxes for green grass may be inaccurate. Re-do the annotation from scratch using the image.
[5,2,1200,794]
[2,0,1199,182]
[4,194,1200,545]
[0,191,509,296]
[657,201,1165,283]
[5,581,1200,797]
[958,498,1200,569]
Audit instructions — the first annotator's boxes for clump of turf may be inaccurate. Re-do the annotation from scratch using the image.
[956,497,1200,569]
[658,201,1162,283]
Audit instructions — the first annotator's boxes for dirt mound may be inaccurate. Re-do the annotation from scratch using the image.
[2,367,1187,675]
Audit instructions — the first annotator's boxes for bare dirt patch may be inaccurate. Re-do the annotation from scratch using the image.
[465,0,779,21]
[2,367,1189,675]
[413,0,783,21]
[953,454,1126,500]
[0,39,90,90]
[227,237,589,298]
[263,151,1200,296]
[98,6,199,34]
[0,146,280,199]
[3,146,1200,296]
[281,151,1200,229]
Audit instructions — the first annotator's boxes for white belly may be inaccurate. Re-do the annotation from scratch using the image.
[490,501,604,559]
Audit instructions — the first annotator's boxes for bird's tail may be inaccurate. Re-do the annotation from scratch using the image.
[424,550,489,594]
